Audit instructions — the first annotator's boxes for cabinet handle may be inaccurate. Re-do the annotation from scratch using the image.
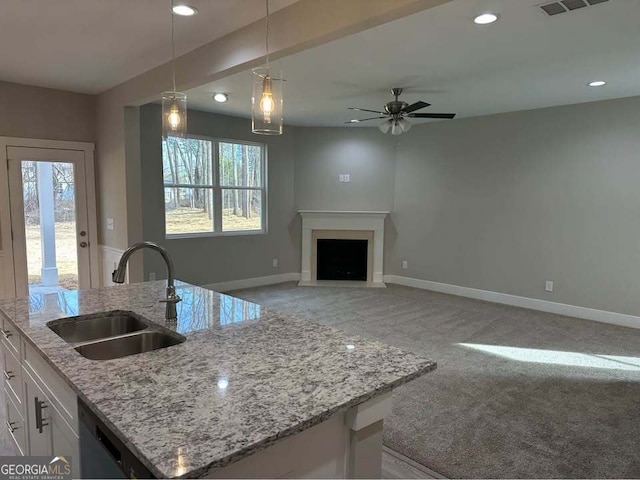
[3,370,14,380]
[34,396,48,433]
[1,329,12,340]
[6,421,17,434]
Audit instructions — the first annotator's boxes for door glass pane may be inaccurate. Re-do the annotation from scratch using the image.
[22,161,79,294]
[221,188,262,232]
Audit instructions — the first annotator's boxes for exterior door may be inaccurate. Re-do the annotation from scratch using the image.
[7,147,95,297]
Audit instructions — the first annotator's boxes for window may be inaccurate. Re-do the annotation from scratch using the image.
[163,136,266,237]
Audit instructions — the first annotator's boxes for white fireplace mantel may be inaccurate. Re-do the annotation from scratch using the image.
[298,211,389,287]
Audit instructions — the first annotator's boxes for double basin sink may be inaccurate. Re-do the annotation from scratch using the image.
[47,311,185,361]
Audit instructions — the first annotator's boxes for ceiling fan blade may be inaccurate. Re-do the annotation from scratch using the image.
[348,107,387,115]
[345,116,387,124]
[408,113,456,119]
[402,101,431,114]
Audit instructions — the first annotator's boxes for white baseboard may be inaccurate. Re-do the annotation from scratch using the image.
[383,275,640,330]
[204,273,301,293]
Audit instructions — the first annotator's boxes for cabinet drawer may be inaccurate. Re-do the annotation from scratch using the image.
[22,339,77,433]
[6,392,27,455]
[1,317,21,357]
[2,340,23,406]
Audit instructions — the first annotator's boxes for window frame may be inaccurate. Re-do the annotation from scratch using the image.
[163,134,268,239]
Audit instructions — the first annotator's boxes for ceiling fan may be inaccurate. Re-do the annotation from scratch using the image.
[345,88,456,135]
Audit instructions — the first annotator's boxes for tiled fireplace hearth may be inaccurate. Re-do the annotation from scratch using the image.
[298,210,389,287]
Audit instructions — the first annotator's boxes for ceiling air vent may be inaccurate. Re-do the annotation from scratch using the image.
[562,0,587,10]
[539,0,608,16]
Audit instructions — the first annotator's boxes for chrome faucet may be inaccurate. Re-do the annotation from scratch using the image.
[112,241,182,321]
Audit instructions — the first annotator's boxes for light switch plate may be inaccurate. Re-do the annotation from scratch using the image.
[107,218,114,230]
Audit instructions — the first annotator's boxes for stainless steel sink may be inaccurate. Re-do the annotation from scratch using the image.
[74,331,185,361]
[47,311,148,344]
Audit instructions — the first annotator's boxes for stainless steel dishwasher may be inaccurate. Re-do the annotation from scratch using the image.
[78,400,154,479]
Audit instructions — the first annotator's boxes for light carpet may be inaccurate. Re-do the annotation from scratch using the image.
[229,282,640,479]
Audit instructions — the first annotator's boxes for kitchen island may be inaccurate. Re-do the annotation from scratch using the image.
[0,281,436,478]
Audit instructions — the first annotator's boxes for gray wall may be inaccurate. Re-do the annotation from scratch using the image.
[294,127,395,211]
[139,95,640,317]
[391,96,640,316]
[139,104,299,286]
[293,96,640,317]
[0,81,96,142]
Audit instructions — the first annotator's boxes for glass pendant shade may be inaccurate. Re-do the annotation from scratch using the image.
[398,117,412,132]
[391,120,403,136]
[251,67,283,135]
[162,91,187,139]
[379,119,392,134]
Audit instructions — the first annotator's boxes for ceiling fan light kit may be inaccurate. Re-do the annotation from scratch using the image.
[348,88,456,135]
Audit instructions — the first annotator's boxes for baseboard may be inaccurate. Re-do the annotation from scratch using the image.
[383,275,640,330]
[204,273,301,293]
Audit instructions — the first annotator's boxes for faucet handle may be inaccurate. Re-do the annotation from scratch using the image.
[160,294,182,304]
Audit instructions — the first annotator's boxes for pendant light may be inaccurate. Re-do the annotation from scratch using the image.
[251,0,284,135]
[162,0,187,139]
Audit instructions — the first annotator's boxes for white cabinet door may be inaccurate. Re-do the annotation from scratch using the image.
[24,369,52,455]
[51,407,80,475]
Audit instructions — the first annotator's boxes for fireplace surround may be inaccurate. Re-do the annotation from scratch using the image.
[298,211,388,287]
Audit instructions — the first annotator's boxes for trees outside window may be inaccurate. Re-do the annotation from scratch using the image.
[162,136,266,237]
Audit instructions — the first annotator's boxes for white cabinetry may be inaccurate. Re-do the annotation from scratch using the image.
[1,316,80,475]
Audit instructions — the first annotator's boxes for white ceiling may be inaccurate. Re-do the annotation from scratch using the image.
[0,0,298,94]
[187,0,640,127]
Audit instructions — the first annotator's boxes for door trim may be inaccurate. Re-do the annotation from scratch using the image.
[0,137,97,298]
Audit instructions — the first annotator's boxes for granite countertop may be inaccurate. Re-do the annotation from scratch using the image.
[0,281,436,478]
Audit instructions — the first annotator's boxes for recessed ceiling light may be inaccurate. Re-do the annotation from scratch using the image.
[588,80,606,87]
[172,4,198,16]
[474,13,499,25]
[213,93,228,103]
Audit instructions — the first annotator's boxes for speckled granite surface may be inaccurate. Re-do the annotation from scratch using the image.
[0,281,436,478]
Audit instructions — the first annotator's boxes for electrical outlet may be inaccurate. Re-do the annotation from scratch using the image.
[149,272,156,281]
[272,258,278,268]
[339,174,345,182]
[402,260,408,269]
[545,280,554,292]
[343,173,350,183]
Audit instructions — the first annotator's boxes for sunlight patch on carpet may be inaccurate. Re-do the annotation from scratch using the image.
[458,343,640,371]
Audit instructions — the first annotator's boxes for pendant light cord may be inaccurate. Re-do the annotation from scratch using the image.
[171,0,177,92]
[265,0,270,68]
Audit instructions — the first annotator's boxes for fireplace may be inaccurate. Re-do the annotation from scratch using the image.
[299,211,388,287]
[317,239,368,281]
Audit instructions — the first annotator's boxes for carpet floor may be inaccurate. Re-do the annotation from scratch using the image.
[229,282,640,479]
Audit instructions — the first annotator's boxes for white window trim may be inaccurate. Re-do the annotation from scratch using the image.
[163,135,268,239]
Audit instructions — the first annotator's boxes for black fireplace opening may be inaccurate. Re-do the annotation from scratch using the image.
[317,239,367,281]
